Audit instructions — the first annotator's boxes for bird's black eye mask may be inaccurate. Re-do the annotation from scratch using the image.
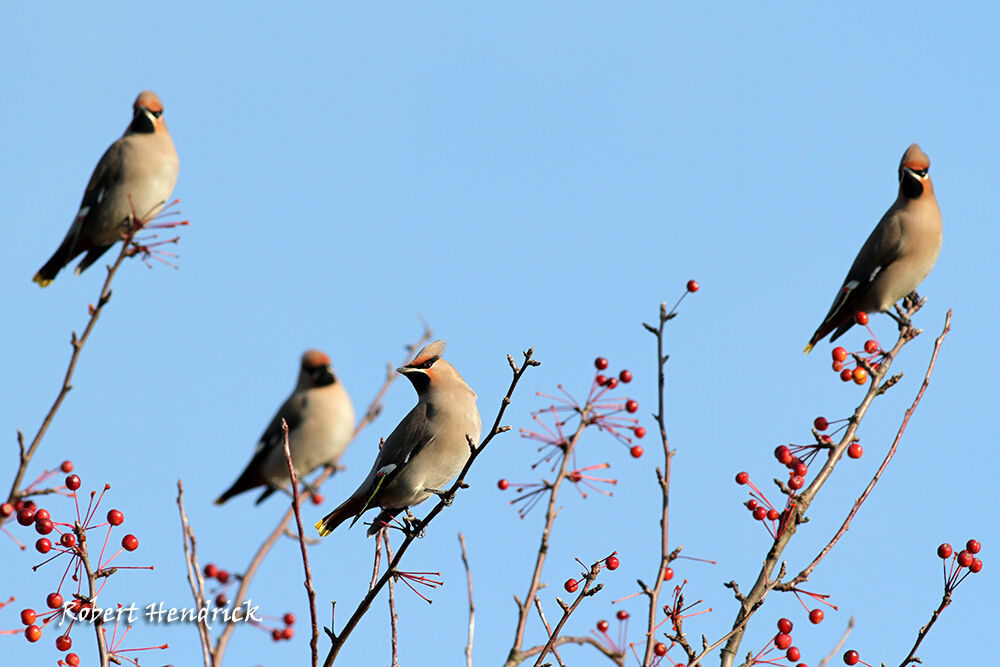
[409,356,438,370]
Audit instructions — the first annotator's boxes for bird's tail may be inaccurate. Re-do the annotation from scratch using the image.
[315,494,366,537]
[33,239,76,287]
[803,342,814,354]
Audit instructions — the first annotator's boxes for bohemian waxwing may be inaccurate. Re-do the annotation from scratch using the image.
[33,90,180,286]
[216,350,355,505]
[805,144,942,352]
[315,340,482,537]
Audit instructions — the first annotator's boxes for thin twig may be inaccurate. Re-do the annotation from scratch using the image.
[899,592,951,666]
[641,302,678,665]
[817,617,854,667]
[459,532,475,667]
[212,328,430,663]
[322,348,538,666]
[76,520,111,666]
[8,232,135,504]
[532,554,612,666]
[177,481,213,667]
[532,596,567,667]
[281,420,319,667]
[383,532,400,667]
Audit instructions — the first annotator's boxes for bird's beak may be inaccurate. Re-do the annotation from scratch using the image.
[396,366,411,375]
[318,365,336,385]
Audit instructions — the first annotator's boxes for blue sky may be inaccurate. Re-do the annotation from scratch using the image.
[1,4,996,666]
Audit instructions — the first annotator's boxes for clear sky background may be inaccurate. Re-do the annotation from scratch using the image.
[1,4,996,666]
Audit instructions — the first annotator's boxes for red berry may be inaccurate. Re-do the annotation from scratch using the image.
[745,499,758,511]
[497,479,509,491]
[204,563,218,578]
[65,475,81,491]
[66,654,80,667]
[809,608,824,624]
[281,626,294,640]
[813,417,829,431]
[832,347,848,362]
[854,312,868,325]
[17,508,36,526]
[777,618,793,633]
[753,507,768,520]
[20,608,36,625]
[957,550,973,567]
[775,633,792,650]
[568,471,582,483]
[60,533,76,548]
[56,634,72,651]
[786,456,801,471]
[767,509,780,521]
[625,399,638,413]
[107,509,124,526]
[967,539,981,554]
[839,368,853,382]
[283,612,295,626]
[60,461,74,473]
[564,578,578,593]
[937,543,953,559]
[786,646,801,662]
[47,592,64,609]
[832,360,843,372]
[735,471,750,485]
[789,475,804,490]
[774,446,792,464]
[35,519,53,535]
[686,280,700,293]
[605,556,619,570]
[616,610,629,620]
[311,493,324,505]
[864,340,879,354]
[216,569,230,584]
[121,534,138,551]
[794,462,808,477]
[848,443,863,459]
[970,558,983,573]
[36,538,52,554]
[605,377,619,389]
[0,502,13,517]
[595,374,607,386]
[619,370,632,383]
[34,509,51,522]
[272,628,282,642]
[664,567,674,580]
[596,619,609,632]
[595,357,609,370]
[852,367,867,385]
[633,426,646,439]
[215,594,228,607]
[630,446,643,458]
[844,649,860,665]
[24,625,42,642]
[654,642,668,657]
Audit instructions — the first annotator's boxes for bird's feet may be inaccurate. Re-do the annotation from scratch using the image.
[426,487,457,505]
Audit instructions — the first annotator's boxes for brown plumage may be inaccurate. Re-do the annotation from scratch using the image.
[805,144,942,352]
[316,340,481,537]
[216,350,354,505]
[34,90,179,286]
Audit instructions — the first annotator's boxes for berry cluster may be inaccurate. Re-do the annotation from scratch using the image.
[563,553,620,594]
[591,608,631,658]
[828,313,884,385]
[746,617,807,666]
[202,562,235,608]
[734,471,793,539]
[937,538,983,590]
[5,468,152,665]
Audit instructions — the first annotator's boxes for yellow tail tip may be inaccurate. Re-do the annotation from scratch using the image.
[315,520,331,537]
[803,343,814,354]
[33,273,52,287]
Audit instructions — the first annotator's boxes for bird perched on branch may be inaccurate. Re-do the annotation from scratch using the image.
[316,340,481,537]
[33,90,179,286]
[216,350,355,505]
[805,144,942,352]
